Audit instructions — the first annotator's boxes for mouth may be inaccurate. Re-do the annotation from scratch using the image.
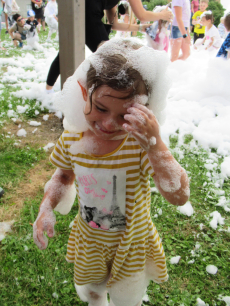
[95,123,120,134]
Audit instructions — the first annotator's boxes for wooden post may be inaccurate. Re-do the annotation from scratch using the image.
[57,0,85,89]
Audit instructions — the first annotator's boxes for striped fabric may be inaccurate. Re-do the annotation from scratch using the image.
[50,131,168,287]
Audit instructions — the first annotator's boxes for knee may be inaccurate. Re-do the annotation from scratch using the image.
[89,291,101,300]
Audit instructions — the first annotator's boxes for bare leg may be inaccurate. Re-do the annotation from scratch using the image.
[42,20,45,31]
[75,283,108,306]
[4,13,9,32]
[170,38,183,62]
[178,38,190,60]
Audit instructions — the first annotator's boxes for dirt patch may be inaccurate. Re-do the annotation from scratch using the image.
[4,113,63,148]
[0,115,64,222]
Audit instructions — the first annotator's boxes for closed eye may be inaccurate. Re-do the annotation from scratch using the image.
[95,105,107,112]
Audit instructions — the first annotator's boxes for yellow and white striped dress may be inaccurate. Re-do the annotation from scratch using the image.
[50,131,168,287]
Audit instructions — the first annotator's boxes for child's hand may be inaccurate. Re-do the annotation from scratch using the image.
[33,205,56,250]
[123,103,160,151]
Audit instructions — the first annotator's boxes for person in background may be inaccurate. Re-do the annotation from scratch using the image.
[0,1,6,49]
[44,0,58,42]
[31,0,44,33]
[190,0,199,32]
[216,12,230,59]
[26,9,40,37]
[194,11,222,51]
[170,0,191,62]
[192,0,209,43]
[116,1,132,38]
[218,17,227,39]
[45,0,173,93]
[9,13,30,47]
[1,0,9,33]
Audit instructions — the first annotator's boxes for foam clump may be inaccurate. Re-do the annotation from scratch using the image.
[206,265,218,275]
[54,37,170,133]
[43,142,55,152]
[0,220,14,241]
[170,255,181,264]
[209,211,225,230]
[29,121,41,126]
[177,201,194,217]
[17,129,27,137]
[196,298,208,306]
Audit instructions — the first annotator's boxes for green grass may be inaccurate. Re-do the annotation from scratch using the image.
[0,134,46,189]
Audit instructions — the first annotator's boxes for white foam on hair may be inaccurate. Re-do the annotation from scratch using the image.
[200,10,212,19]
[54,38,170,133]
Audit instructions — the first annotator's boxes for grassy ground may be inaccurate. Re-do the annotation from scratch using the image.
[0,29,230,305]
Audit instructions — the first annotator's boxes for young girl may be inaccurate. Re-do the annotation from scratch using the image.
[33,38,190,306]
[146,5,172,52]
[194,11,222,51]
[44,0,58,42]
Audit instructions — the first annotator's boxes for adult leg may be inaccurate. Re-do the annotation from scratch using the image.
[170,38,183,62]
[4,13,9,32]
[178,38,190,60]
[46,52,60,89]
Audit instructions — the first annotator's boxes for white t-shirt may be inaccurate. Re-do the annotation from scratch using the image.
[205,25,222,48]
[172,0,191,28]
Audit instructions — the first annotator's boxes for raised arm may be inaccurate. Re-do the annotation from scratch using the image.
[106,7,149,33]
[33,168,75,250]
[123,104,190,206]
[129,0,173,22]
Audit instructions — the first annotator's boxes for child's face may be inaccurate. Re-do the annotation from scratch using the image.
[200,2,208,12]
[200,17,209,26]
[29,16,35,21]
[84,85,131,140]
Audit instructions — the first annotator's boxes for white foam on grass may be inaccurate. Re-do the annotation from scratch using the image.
[206,265,218,275]
[170,256,181,264]
[17,129,27,137]
[177,201,194,217]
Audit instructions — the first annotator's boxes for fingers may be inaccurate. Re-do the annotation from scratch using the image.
[33,211,56,250]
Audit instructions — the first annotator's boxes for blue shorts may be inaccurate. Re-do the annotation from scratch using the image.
[21,34,27,40]
[171,26,188,39]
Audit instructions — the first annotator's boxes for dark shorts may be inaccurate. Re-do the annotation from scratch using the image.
[21,34,27,40]
[171,26,188,39]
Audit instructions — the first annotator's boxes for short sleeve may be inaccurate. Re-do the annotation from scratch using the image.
[49,131,81,170]
[192,11,197,20]
[172,0,183,8]
[140,150,155,177]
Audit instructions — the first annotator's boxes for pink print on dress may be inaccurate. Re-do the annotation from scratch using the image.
[101,188,108,193]
[107,181,111,184]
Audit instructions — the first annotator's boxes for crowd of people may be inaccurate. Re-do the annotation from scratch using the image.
[0,0,58,49]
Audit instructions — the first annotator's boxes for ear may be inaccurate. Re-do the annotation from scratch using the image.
[77,80,87,102]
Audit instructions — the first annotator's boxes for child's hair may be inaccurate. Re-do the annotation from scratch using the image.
[86,40,148,112]
[55,37,170,133]
[201,11,214,23]
[13,13,21,21]
[224,13,230,31]
[200,0,209,4]
[118,2,128,15]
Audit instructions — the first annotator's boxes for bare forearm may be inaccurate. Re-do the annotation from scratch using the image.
[148,140,190,206]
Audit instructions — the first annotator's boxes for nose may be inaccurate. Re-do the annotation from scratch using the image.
[102,117,119,131]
